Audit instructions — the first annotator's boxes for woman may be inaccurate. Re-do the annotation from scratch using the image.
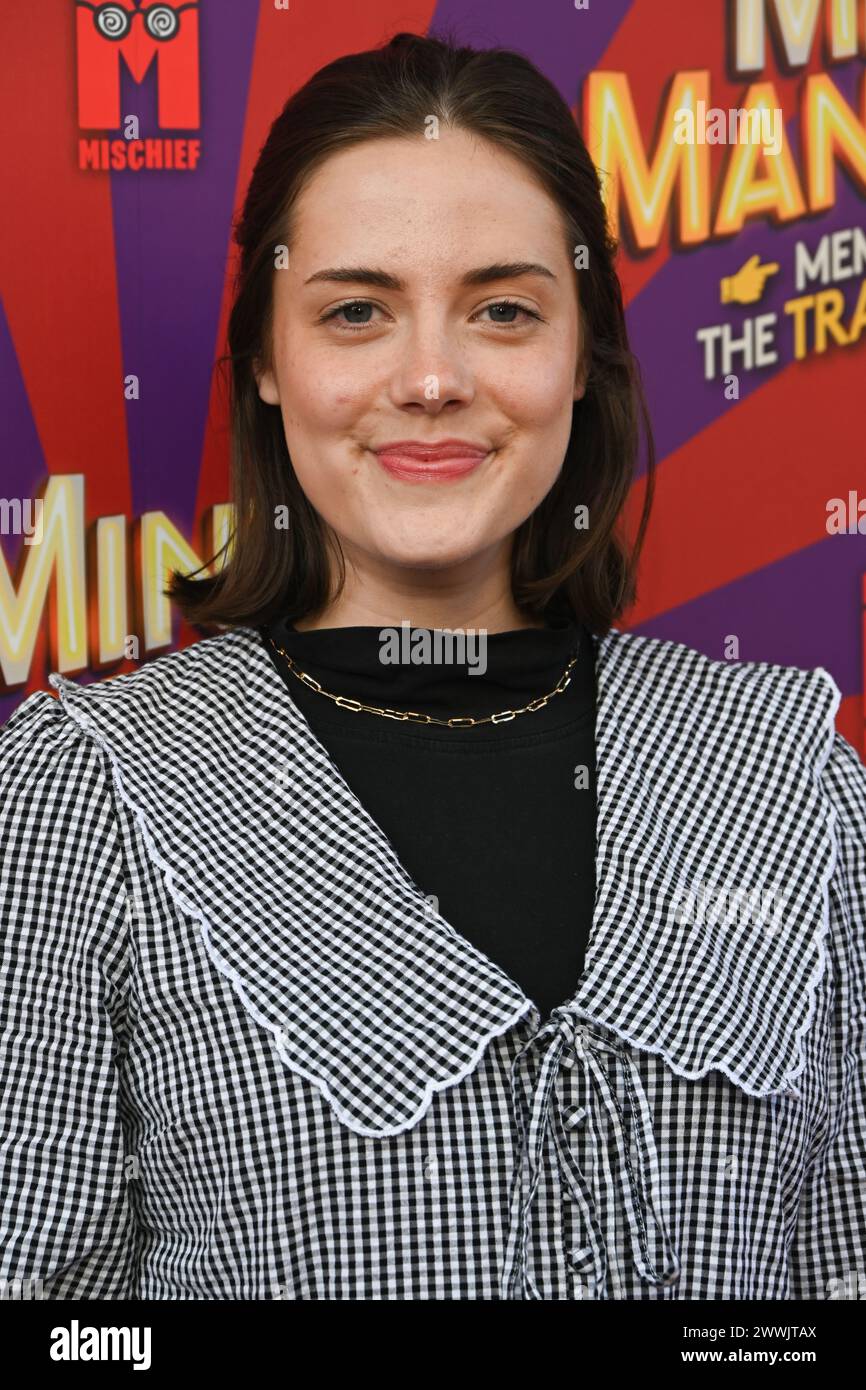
[1,32,864,1302]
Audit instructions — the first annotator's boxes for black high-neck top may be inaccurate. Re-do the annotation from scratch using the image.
[258,615,597,1023]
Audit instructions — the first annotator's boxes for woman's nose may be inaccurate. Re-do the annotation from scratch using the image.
[388,317,475,408]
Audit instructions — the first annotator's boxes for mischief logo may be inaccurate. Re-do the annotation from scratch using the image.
[76,1,200,129]
[75,1,201,170]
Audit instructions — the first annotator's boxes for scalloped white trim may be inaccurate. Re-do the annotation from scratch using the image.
[273,997,535,1139]
[576,665,843,1101]
[48,671,536,1139]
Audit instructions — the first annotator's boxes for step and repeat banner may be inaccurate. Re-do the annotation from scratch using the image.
[2,0,864,753]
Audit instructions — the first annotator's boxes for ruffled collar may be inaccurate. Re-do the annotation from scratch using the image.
[48,624,842,1137]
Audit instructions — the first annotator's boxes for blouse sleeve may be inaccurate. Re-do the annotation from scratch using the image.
[0,691,138,1299]
[788,730,866,1300]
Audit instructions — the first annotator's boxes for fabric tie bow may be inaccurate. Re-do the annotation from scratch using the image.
[500,1007,682,1299]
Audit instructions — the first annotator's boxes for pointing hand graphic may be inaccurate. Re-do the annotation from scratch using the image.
[720,254,780,305]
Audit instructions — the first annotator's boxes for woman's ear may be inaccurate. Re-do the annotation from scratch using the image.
[253,356,280,406]
[574,356,588,402]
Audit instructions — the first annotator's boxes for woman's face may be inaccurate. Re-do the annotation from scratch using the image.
[256,127,586,589]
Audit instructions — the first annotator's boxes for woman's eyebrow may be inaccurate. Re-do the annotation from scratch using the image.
[303,261,557,289]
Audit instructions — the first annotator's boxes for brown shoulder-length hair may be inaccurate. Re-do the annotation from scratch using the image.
[167,28,655,637]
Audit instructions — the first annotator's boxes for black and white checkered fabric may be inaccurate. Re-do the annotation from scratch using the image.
[1,624,864,1299]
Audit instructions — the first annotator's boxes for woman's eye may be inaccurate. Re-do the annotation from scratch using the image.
[475,300,542,328]
[319,300,384,331]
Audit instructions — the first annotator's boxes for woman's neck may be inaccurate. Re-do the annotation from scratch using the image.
[294,546,544,634]
[293,593,545,635]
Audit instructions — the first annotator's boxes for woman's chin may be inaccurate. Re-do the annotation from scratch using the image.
[376,545,484,572]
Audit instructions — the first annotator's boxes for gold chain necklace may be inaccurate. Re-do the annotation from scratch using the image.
[267,633,579,728]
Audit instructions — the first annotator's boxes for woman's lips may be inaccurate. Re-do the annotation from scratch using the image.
[373,445,491,482]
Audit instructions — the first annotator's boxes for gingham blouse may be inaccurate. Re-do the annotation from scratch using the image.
[1,624,864,1300]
